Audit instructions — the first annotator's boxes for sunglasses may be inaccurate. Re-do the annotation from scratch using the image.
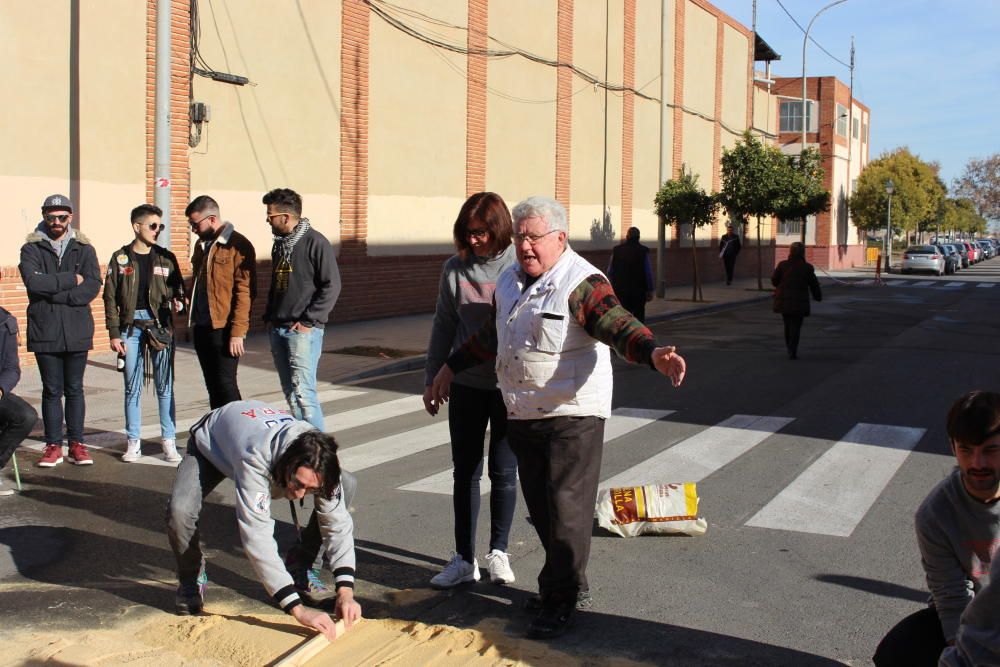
[136,222,163,231]
[44,214,70,223]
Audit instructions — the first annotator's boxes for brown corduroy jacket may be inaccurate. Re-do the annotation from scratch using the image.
[189,223,257,338]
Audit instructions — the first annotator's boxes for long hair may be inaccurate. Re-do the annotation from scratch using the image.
[272,430,342,499]
[453,192,513,260]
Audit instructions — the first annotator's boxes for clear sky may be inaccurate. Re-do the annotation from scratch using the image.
[706,0,1000,189]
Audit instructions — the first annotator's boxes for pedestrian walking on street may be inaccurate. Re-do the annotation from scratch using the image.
[430,196,686,640]
[19,195,102,467]
[771,242,822,360]
[103,204,185,463]
[422,192,518,590]
[165,400,361,641]
[0,307,38,496]
[719,223,741,285]
[185,196,257,409]
[263,189,341,432]
[607,227,654,322]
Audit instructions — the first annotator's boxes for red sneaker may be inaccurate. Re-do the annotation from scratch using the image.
[38,443,64,468]
[67,442,94,466]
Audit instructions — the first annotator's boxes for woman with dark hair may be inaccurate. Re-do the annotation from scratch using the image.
[423,192,518,588]
[771,242,822,360]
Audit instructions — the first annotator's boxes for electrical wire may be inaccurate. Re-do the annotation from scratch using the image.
[190,0,250,85]
[773,0,852,70]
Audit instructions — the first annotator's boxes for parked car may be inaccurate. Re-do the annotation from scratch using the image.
[935,245,960,275]
[901,245,946,276]
[977,240,994,260]
[952,243,971,268]
[941,244,963,272]
[958,241,978,264]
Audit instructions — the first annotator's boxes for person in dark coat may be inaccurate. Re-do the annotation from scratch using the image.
[0,307,38,496]
[771,242,822,360]
[607,227,654,322]
[719,223,741,285]
[19,194,102,467]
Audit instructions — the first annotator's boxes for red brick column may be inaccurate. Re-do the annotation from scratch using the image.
[670,0,685,246]
[620,0,635,238]
[341,0,370,257]
[466,0,488,196]
[555,0,573,218]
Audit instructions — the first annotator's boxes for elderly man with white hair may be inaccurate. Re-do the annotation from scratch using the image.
[431,195,686,639]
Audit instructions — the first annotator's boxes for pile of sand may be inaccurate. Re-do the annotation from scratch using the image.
[3,606,651,666]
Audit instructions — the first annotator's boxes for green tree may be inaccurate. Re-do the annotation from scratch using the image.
[719,131,788,290]
[654,168,718,302]
[939,197,987,237]
[774,148,831,236]
[953,154,1000,221]
[849,148,945,246]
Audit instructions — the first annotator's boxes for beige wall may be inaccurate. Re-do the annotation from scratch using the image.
[720,24,747,132]
[188,0,343,255]
[753,85,777,138]
[0,1,147,266]
[682,1,716,121]
[487,1,557,213]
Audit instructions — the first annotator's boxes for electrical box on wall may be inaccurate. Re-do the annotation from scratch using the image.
[191,102,211,124]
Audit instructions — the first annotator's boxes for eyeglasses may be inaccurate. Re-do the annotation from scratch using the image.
[188,215,213,226]
[287,477,322,494]
[137,222,163,231]
[44,214,70,223]
[265,212,289,223]
[466,228,489,240]
[512,229,558,245]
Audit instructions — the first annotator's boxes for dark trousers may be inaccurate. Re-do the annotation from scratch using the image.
[873,607,945,667]
[34,351,88,443]
[618,293,646,323]
[193,326,242,409]
[286,470,358,571]
[0,392,38,470]
[782,314,805,357]
[507,415,605,604]
[723,255,737,284]
[448,383,517,563]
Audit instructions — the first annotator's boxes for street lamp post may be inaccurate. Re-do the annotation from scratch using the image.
[801,0,849,244]
[885,179,895,273]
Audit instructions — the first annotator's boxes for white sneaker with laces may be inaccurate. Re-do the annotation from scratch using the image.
[162,438,182,463]
[122,439,142,463]
[484,549,515,585]
[430,553,480,589]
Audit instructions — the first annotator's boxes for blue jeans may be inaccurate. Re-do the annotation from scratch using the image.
[123,309,175,439]
[269,325,325,431]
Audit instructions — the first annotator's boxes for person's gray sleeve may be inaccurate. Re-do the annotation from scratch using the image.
[316,492,356,590]
[917,507,973,641]
[424,263,460,386]
[233,461,302,613]
[939,556,1000,667]
[301,235,341,327]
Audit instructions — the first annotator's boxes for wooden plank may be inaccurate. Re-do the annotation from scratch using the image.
[275,619,353,667]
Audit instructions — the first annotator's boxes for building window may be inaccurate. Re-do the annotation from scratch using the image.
[863,123,868,144]
[836,104,849,137]
[779,100,815,133]
[779,219,802,235]
[852,117,860,139]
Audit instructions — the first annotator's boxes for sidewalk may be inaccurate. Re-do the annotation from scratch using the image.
[12,274,814,452]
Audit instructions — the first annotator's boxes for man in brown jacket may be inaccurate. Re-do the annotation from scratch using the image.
[186,196,257,408]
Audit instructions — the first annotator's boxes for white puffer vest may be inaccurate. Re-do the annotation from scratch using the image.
[494,248,613,420]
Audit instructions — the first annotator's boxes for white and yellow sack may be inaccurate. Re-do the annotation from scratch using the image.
[595,483,708,537]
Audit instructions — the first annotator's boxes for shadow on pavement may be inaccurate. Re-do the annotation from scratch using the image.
[814,574,927,603]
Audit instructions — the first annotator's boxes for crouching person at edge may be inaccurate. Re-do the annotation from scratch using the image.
[166,400,361,640]
[103,204,185,463]
[430,196,687,640]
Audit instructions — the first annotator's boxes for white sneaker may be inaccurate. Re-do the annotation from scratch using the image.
[484,549,515,585]
[122,439,142,463]
[430,553,480,589]
[162,438,182,463]
[0,480,14,497]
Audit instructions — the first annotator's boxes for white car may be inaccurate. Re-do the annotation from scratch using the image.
[901,245,945,276]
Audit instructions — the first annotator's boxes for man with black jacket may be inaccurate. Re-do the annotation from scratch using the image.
[0,307,38,495]
[19,195,101,467]
[607,227,654,322]
[262,188,341,432]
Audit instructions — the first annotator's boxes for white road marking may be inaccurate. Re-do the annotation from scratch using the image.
[599,414,794,490]
[331,394,427,432]
[911,281,936,287]
[398,407,675,495]
[855,279,875,286]
[941,282,965,289]
[339,422,453,472]
[745,423,925,537]
[977,283,994,288]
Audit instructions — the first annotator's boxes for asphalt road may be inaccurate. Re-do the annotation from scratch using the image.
[3,261,1000,665]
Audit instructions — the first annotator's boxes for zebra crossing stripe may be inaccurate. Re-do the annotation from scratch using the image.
[911,281,936,287]
[339,421,452,472]
[856,279,875,286]
[885,280,909,287]
[977,283,994,288]
[745,423,925,537]
[332,394,426,432]
[599,414,794,491]
[942,282,965,289]
[396,407,674,495]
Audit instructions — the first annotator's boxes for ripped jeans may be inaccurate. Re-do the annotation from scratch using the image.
[269,325,325,431]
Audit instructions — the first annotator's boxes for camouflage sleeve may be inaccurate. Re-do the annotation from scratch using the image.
[568,274,658,366]
[445,298,498,374]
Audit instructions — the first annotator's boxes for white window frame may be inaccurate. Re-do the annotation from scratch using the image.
[836,104,849,137]
[779,99,816,134]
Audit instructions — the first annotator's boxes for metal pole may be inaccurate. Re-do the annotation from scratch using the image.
[884,193,893,273]
[154,0,172,249]
[801,0,849,244]
[656,0,670,297]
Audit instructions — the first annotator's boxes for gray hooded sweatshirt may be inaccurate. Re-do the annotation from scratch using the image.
[190,400,355,612]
